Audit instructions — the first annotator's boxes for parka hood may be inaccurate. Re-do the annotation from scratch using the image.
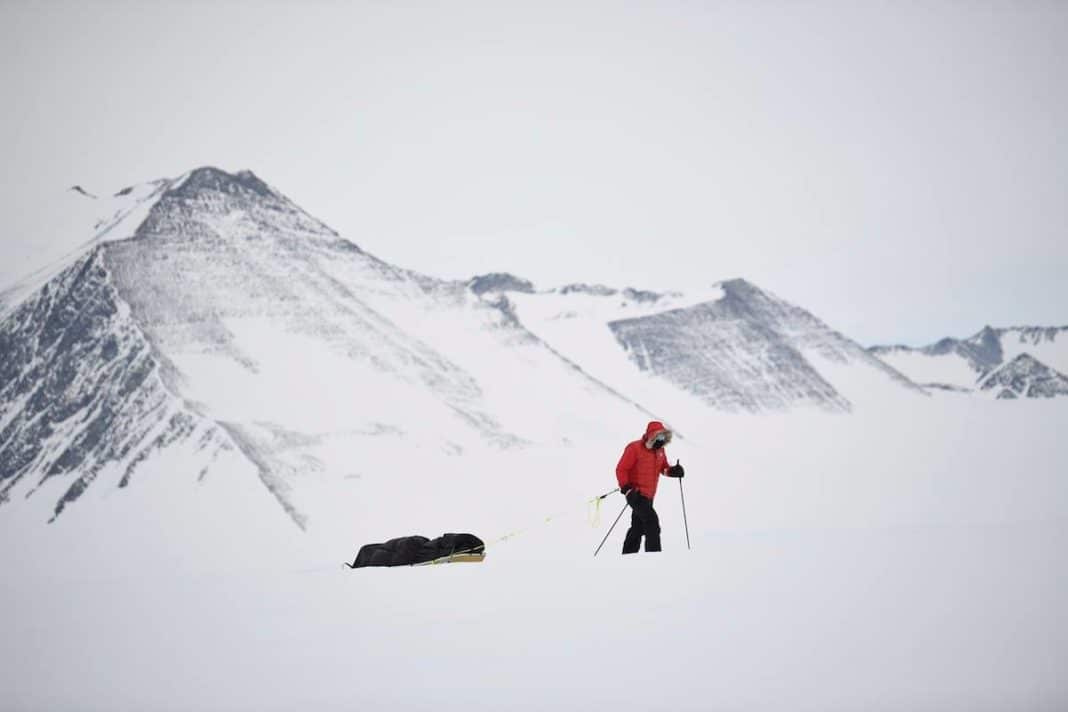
[643,421,673,448]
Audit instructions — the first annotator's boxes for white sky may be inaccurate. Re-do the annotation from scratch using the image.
[1,0,1065,346]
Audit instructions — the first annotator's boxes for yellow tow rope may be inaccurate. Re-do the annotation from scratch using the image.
[417,487,621,565]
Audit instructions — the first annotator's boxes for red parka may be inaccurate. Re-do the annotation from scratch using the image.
[616,421,671,500]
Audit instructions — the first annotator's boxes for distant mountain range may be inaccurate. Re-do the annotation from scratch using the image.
[1,166,1063,526]
[870,326,1068,397]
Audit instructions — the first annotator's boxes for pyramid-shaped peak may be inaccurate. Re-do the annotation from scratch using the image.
[714,278,779,304]
[174,166,276,200]
[718,277,755,288]
[716,278,764,295]
[979,352,1068,398]
[130,166,341,244]
[1003,352,1044,369]
[970,325,1000,342]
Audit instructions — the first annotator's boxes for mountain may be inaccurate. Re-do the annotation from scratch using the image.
[1,167,661,527]
[0,166,931,528]
[0,248,227,521]
[977,353,1068,399]
[489,277,926,415]
[871,325,1068,396]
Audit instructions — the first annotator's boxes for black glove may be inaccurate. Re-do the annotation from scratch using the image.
[667,460,685,478]
[620,485,633,496]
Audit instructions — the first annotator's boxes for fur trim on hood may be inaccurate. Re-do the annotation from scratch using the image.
[643,421,673,449]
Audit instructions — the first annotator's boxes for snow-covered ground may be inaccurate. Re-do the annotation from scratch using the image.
[874,348,980,390]
[3,397,1066,711]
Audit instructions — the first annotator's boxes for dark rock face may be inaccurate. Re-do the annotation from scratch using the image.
[978,354,1068,399]
[170,166,275,200]
[0,249,219,520]
[467,273,536,296]
[954,326,1004,373]
[608,279,919,412]
[558,283,618,297]
[621,288,662,304]
[901,328,1004,372]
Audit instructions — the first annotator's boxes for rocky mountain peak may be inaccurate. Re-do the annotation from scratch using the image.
[133,165,339,245]
[978,353,1068,399]
[965,326,1004,368]
[716,277,758,293]
[173,166,277,201]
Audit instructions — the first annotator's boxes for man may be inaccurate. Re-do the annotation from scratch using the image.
[615,421,684,554]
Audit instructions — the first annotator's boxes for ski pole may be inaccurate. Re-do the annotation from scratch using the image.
[594,500,629,556]
[678,478,691,550]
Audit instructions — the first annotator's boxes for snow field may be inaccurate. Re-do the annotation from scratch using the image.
[4,398,1067,711]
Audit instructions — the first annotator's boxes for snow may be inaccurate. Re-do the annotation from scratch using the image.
[0,177,174,319]
[802,348,928,409]
[998,327,1068,375]
[875,348,980,389]
[507,288,715,422]
[521,283,725,325]
[3,398,1067,711]
[3,168,1067,710]
[872,327,1068,395]
[509,279,921,415]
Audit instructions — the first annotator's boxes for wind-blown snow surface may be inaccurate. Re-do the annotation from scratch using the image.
[3,398,1067,712]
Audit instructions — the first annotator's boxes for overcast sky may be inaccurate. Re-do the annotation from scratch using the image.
[2,0,1065,345]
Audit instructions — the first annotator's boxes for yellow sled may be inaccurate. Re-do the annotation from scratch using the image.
[416,551,486,566]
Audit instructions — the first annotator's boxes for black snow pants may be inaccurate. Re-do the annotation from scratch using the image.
[622,491,661,554]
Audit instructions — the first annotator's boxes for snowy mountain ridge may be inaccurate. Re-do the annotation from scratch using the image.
[483,276,925,415]
[0,247,228,521]
[870,325,1068,396]
[0,175,180,320]
[1,167,660,526]
[978,353,1068,399]
[1,166,1060,530]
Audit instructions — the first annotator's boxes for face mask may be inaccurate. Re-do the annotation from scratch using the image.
[651,437,666,450]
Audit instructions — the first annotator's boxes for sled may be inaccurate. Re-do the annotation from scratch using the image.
[414,551,486,566]
[345,532,485,568]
